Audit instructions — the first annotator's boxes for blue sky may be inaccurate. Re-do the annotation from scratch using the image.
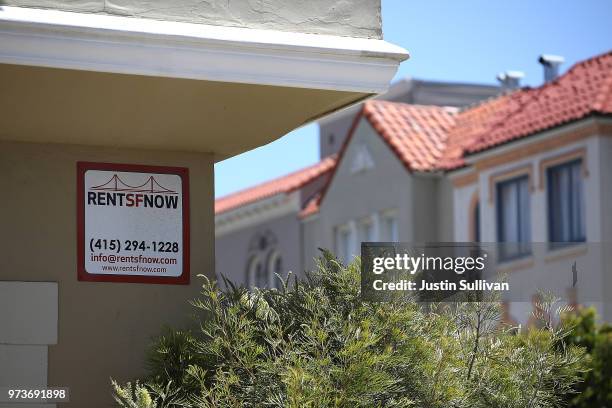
[215,0,612,198]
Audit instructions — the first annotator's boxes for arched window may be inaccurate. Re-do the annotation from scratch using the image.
[267,251,283,288]
[246,255,264,289]
[255,261,267,288]
[246,230,282,289]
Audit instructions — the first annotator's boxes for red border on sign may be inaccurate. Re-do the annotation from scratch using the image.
[77,162,190,284]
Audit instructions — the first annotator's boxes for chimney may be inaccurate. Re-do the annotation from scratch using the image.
[538,54,565,83]
[496,71,525,91]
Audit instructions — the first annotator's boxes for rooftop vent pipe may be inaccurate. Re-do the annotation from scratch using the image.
[538,54,565,83]
[497,71,525,91]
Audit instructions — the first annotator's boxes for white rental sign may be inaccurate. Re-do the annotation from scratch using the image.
[77,162,190,284]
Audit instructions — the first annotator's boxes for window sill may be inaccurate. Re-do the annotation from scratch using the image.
[496,254,534,275]
[545,242,588,263]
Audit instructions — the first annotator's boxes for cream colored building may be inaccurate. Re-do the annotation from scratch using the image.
[0,2,407,406]
[215,51,612,323]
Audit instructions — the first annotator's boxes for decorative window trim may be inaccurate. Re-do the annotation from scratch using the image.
[358,216,374,242]
[246,255,262,289]
[545,158,587,245]
[452,170,478,188]
[350,144,375,174]
[267,250,282,288]
[544,244,588,263]
[495,257,534,274]
[380,210,399,242]
[334,223,354,264]
[472,118,607,171]
[538,147,588,190]
[495,174,532,261]
[488,164,534,204]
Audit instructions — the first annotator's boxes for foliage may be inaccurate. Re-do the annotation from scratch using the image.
[561,306,612,408]
[113,251,586,407]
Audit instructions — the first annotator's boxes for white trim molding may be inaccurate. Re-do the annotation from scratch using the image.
[0,6,409,93]
[215,192,300,237]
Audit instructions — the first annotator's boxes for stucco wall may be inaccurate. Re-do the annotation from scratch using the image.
[306,119,413,268]
[452,127,611,323]
[0,141,215,407]
[302,217,321,273]
[475,135,601,244]
[215,212,301,288]
[1,0,382,38]
[452,181,478,242]
[411,175,446,243]
[597,133,612,320]
[436,176,455,241]
[307,117,457,270]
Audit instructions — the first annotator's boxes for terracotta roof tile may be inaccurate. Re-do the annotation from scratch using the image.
[216,51,612,216]
[215,155,336,214]
[299,193,321,218]
[445,50,612,163]
[362,101,458,171]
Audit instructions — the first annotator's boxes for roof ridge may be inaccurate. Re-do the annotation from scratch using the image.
[365,99,458,111]
[456,50,612,157]
[458,50,612,115]
[219,50,612,216]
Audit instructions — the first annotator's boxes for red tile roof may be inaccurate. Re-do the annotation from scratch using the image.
[363,101,458,171]
[302,51,612,216]
[215,155,336,214]
[443,50,612,167]
[216,51,612,217]
[299,193,321,218]
[295,102,458,218]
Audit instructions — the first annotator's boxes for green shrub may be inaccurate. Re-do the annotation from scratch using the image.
[113,252,586,408]
[561,307,612,407]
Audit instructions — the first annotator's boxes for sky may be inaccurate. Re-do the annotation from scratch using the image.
[215,0,612,198]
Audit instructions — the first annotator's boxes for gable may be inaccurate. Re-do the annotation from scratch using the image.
[319,117,410,214]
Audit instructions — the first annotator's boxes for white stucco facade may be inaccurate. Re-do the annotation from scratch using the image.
[451,117,612,322]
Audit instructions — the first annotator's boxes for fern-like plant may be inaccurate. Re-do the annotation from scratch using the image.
[112,251,586,408]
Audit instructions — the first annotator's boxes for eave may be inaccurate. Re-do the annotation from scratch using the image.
[0,6,408,93]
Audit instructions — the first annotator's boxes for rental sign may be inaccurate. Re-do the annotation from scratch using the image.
[77,162,190,284]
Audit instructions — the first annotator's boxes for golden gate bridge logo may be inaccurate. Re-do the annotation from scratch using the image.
[90,174,177,194]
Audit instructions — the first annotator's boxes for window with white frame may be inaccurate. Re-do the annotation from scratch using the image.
[547,159,586,246]
[496,175,531,260]
[335,225,353,264]
[358,217,374,243]
[246,230,282,288]
[382,212,398,242]
[267,251,283,288]
[246,255,265,288]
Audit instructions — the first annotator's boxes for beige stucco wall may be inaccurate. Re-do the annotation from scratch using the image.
[436,175,455,241]
[1,0,382,38]
[0,141,215,407]
[452,122,611,323]
[303,119,413,271]
[596,132,612,320]
[0,64,367,161]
